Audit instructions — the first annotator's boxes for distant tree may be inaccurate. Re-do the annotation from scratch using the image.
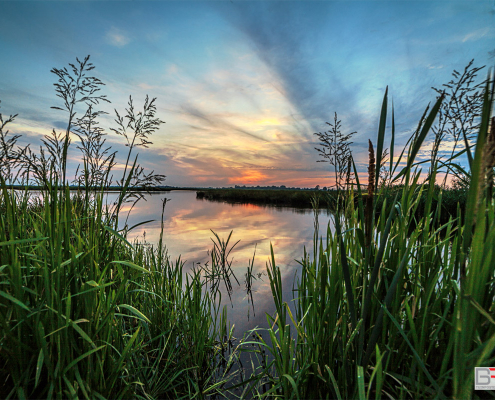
[314,112,355,191]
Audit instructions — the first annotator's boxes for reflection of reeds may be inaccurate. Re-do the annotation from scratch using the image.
[245,245,257,320]
[200,230,240,305]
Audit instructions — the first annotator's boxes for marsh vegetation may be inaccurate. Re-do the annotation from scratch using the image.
[1,56,494,399]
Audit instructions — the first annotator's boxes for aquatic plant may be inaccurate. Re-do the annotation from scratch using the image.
[0,56,235,399]
[242,67,494,399]
[314,112,356,192]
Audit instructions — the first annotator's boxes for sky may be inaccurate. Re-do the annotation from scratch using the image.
[0,0,494,188]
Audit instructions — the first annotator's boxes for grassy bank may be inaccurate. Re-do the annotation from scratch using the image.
[240,79,495,398]
[196,186,468,224]
[0,188,239,399]
[196,188,338,208]
[1,56,494,399]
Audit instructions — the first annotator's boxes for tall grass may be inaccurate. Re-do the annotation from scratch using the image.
[0,185,240,399]
[0,57,236,399]
[243,71,495,399]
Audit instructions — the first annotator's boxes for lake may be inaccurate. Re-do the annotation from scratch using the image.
[116,190,334,336]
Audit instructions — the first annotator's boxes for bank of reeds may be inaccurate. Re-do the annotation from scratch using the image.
[241,75,495,399]
[0,57,238,399]
[196,186,468,225]
[196,189,339,209]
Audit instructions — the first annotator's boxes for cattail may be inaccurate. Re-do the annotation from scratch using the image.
[368,139,375,197]
[345,158,352,188]
[365,140,375,248]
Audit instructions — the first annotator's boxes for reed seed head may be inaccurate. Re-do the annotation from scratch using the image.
[368,139,375,197]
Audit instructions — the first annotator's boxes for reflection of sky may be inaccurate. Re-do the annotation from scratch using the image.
[1,1,494,188]
[118,190,332,334]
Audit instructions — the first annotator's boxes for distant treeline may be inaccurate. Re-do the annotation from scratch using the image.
[196,186,468,221]
[233,185,334,190]
[2,185,199,192]
[197,188,338,208]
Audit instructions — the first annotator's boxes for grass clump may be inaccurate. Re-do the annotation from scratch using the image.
[0,56,237,399]
[241,70,495,399]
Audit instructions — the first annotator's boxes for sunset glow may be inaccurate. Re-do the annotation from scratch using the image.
[228,170,269,185]
[0,1,493,188]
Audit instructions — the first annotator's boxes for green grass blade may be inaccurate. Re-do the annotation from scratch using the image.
[325,366,342,400]
[395,94,444,180]
[103,225,135,250]
[334,212,357,329]
[375,87,388,190]
[117,304,151,323]
[35,349,44,388]
[357,365,366,400]
[0,290,31,312]
[0,237,48,247]
[390,100,395,175]
[281,374,300,400]
[63,345,106,374]
[111,260,150,274]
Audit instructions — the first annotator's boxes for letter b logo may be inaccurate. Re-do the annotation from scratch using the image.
[476,368,491,385]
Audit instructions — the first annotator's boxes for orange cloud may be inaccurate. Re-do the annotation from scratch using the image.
[228,170,268,185]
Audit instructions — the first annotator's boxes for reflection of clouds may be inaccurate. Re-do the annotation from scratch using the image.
[123,191,331,331]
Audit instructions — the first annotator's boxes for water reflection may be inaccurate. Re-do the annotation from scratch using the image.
[116,190,334,335]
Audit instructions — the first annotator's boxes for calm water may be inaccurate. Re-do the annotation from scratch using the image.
[116,190,334,336]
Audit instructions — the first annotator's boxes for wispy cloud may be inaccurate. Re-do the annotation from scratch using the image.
[105,27,130,47]
[179,103,270,143]
[462,27,491,43]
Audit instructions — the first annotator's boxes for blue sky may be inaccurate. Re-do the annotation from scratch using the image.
[0,0,494,187]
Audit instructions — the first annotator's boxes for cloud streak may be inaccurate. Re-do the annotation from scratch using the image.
[106,27,130,47]
[179,103,271,143]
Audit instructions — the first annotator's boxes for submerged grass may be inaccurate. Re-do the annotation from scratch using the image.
[1,56,494,399]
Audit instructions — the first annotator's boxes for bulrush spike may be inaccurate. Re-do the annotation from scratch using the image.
[368,140,375,197]
[365,140,375,248]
